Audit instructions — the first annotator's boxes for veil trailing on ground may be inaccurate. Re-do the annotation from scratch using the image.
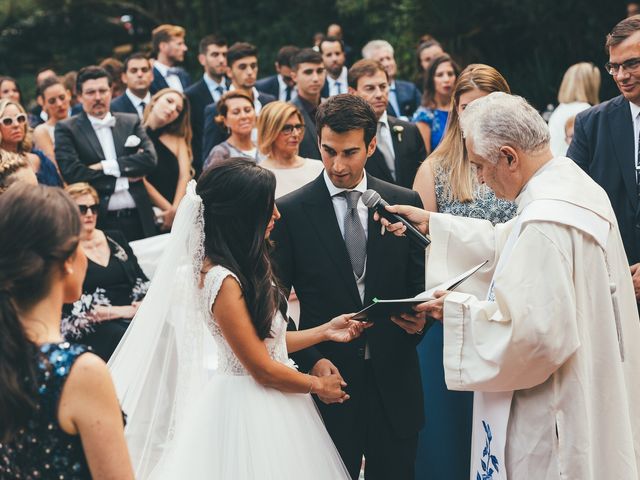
[108,180,214,478]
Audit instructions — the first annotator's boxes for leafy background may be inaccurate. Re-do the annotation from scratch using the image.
[0,0,626,108]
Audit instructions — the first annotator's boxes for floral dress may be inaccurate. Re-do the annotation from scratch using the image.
[412,107,449,152]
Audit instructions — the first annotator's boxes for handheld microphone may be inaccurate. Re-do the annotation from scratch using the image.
[362,189,431,249]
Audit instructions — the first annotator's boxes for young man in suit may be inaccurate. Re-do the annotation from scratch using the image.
[349,59,426,189]
[186,34,229,174]
[271,94,427,480]
[362,40,422,120]
[55,66,157,241]
[255,45,300,102]
[568,15,640,303]
[320,36,348,97]
[201,42,275,165]
[110,53,153,119]
[150,24,191,94]
[290,48,326,160]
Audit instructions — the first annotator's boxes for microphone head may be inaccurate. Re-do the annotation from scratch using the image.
[362,189,381,208]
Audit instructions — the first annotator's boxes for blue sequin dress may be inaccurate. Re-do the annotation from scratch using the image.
[415,165,517,480]
[412,107,449,152]
[0,342,92,479]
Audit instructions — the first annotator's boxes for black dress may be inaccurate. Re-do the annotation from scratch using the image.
[146,127,180,203]
[62,230,148,361]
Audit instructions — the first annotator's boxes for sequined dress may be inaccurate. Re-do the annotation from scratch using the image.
[0,342,91,479]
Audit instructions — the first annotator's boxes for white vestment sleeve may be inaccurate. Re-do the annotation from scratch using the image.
[443,223,581,393]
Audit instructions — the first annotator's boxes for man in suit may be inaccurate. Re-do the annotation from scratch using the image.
[290,48,326,160]
[55,66,157,241]
[362,40,422,120]
[201,42,275,164]
[320,36,348,98]
[255,45,300,102]
[110,53,153,119]
[186,34,229,174]
[271,94,426,479]
[150,24,191,94]
[568,15,640,303]
[349,59,426,188]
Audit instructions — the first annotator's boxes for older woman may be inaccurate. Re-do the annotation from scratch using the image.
[203,91,261,170]
[32,76,71,166]
[62,182,149,361]
[257,101,323,198]
[0,98,62,186]
[143,88,193,231]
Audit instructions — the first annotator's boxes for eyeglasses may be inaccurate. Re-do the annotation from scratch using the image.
[605,57,640,75]
[281,124,304,135]
[78,204,99,215]
[0,114,27,126]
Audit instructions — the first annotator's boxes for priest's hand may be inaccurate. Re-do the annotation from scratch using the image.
[373,204,430,236]
[412,290,449,322]
[630,263,640,301]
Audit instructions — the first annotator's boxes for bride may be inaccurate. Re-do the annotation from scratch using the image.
[108,158,366,479]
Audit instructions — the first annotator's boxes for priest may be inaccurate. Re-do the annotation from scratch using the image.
[379,92,640,479]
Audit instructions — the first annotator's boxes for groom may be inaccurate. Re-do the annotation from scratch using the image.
[271,94,426,479]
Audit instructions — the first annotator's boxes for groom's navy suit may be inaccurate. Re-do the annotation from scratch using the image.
[271,172,426,479]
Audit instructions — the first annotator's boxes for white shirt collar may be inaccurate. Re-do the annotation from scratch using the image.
[153,61,171,76]
[323,169,368,197]
[125,89,150,107]
[327,66,348,87]
[378,110,390,128]
[204,73,226,91]
[630,101,640,123]
[87,111,114,126]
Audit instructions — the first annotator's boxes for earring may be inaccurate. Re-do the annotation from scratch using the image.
[66,267,74,275]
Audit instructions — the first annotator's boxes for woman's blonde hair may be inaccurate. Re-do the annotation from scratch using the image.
[257,101,303,157]
[429,64,511,202]
[64,182,99,203]
[557,62,601,105]
[0,150,29,194]
[0,99,32,154]
[143,88,193,160]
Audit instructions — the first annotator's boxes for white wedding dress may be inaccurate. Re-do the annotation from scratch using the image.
[153,265,350,479]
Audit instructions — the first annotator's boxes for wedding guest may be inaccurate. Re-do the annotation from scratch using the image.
[110,53,153,119]
[30,68,58,127]
[0,183,133,479]
[413,54,460,153]
[255,45,300,102]
[0,76,22,103]
[548,62,600,157]
[150,24,191,94]
[100,57,126,99]
[32,76,71,166]
[203,91,260,170]
[62,182,149,361]
[0,149,37,193]
[411,63,516,480]
[320,36,348,96]
[143,88,193,231]
[0,98,62,187]
[414,39,444,89]
[565,114,576,146]
[63,70,79,107]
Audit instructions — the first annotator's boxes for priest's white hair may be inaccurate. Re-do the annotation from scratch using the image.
[459,92,550,164]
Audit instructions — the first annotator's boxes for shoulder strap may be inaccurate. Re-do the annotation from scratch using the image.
[40,343,90,414]
[205,265,241,311]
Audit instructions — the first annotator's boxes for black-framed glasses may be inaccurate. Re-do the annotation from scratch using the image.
[281,123,304,135]
[605,57,640,75]
[78,204,99,215]
[0,113,27,126]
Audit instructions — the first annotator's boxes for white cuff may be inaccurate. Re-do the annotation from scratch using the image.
[101,159,121,177]
[114,177,129,192]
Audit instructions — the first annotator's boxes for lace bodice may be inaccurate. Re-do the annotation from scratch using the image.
[200,265,291,375]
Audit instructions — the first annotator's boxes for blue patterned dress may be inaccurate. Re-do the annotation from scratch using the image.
[415,165,516,480]
[412,107,449,152]
[0,342,92,479]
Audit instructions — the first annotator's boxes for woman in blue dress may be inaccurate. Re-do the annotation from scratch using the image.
[412,54,460,154]
[412,64,517,480]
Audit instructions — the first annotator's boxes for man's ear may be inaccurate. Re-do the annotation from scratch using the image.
[290,69,298,83]
[198,53,206,68]
[500,145,518,168]
[347,86,356,95]
[366,136,377,158]
[120,72,128,86]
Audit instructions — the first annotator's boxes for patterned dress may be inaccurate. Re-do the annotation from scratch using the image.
[412,107,449,152]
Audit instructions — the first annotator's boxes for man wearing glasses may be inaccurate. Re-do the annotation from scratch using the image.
[568,15,640,307]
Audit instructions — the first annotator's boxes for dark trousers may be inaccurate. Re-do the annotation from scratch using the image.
[98,208,147,242]
[79,319,130,362]
[318,360,418,480]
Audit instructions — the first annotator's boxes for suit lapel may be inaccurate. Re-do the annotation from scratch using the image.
[364,176,386,303]
[77,113,105,160]
[608,98,637,206]
[112,114,130,158]
[366,149,394,183]
[388,117,403,183]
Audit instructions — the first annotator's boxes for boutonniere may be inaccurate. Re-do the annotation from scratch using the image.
[392,125,404,142]
[124,135,141,148]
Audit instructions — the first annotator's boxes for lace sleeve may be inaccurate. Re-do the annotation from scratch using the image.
[204,265,241,315]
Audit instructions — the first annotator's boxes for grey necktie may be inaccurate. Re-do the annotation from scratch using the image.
[342,191,366,278]
[376,121,396,180]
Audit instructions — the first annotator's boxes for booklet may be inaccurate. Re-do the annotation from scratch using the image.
[352,260,489,321]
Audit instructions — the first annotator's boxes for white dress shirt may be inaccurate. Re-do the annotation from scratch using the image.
[277,74,297,102]
[90,112,136,210]
[154,61,184,92]
[630,101,640,183]
[377,111,396,179]
[125,89,151,119]
[229,84,264,114]
[327,67,348,96]
[203,74,227,103]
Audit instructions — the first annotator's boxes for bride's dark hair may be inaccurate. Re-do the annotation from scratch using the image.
[196,158,281,339]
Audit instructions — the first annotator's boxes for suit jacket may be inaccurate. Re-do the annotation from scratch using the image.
[150,65,191,95]
[321,79,330,99]
[201,90,276,167]
[54,111,158,237]
[387,79,422,119]
[255,75,280,100]
[567,94,640,265]
[366,116,426,188]
[271,173,426,438]
[290,95,321,160]
[110,94,139,116]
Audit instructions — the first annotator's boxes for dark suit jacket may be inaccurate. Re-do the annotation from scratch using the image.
[367,116,426,188]
[321,79,330,99]
[271,173,426,438]
[387,79,422,119]
[150,66,191,95]
[54,111,158,238]
[567,94,640,265]
[290,95,321,160]
[201,90,276,166]
[110,94,139,116]
[255,75,280,100]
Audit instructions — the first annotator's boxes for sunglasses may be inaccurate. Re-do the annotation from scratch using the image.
[0,114,27,126]
[78,204,99,215]
[281,123,304,135]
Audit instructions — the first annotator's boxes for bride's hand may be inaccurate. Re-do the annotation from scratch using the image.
[324,314,372,343]
[311,374,349,403]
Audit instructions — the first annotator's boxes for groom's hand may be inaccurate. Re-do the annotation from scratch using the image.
[310,358,344,404]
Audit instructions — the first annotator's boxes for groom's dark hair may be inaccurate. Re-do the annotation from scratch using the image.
[316,94,377,146]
